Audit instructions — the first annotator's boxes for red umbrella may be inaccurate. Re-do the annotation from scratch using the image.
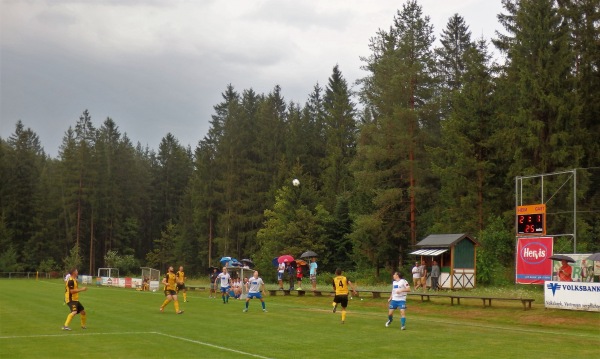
[278,255,294,264]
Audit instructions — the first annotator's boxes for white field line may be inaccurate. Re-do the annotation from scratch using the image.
[0,331,276,359]
[155,332,276,359]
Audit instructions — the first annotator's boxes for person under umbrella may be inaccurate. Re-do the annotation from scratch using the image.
[558,260,573,281]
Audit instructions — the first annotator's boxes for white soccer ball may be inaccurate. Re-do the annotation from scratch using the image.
[292,178,300,186]
[152,289,156,292]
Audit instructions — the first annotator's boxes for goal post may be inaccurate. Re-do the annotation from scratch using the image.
[141,267,161,291]
[141,267,160,281]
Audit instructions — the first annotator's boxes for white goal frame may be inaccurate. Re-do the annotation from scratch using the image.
[141,267,160,281]
[97,267,119,278]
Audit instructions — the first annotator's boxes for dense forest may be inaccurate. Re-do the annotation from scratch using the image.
[1,0,599,284]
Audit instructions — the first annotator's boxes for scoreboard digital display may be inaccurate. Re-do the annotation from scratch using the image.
[516,204,546,235]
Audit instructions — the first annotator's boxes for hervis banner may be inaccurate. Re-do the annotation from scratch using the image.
[544,281,600,312]
[516,237,553,284]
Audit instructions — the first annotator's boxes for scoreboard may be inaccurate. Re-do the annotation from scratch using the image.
[516,204,546,235]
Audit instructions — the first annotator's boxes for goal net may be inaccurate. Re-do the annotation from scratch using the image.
[141,267,160,281]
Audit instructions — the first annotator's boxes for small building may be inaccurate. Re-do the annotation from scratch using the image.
[410,233,479,289]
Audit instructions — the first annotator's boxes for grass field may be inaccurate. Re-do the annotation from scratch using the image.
[0,279,598,359]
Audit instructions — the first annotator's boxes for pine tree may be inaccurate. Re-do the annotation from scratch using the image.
[321,65,357,213]
[354,0,437,270]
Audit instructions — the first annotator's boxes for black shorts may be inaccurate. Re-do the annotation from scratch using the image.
[164,289,177,296]
[176,283,186,291]
[333,295,349,308]
[66,301,85,313]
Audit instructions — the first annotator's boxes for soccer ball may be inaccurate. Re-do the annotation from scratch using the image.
[292,178,300,186]
[152,289,156,292]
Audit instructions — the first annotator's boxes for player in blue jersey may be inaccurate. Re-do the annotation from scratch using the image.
[216,266,231,304]
[243,270,267,312]
[386,271,411,330]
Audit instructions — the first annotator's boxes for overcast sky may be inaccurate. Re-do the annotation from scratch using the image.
[1,0,505,158]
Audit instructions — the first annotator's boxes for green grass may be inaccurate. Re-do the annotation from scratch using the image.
[0,279,598,359]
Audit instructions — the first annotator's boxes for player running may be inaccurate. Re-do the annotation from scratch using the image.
[159,266,184,314]
[385,271,411,330]
[331,268,357,324]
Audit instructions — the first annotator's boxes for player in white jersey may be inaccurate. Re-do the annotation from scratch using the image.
[243,271,267,312]
[386,271,411,330]
[215,267,231,304]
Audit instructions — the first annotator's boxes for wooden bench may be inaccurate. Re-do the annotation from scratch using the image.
[451,296,534,310]
[186,286,206,291]
[408,292,455,302]
[355,290,388,298]
[407,292,534,310]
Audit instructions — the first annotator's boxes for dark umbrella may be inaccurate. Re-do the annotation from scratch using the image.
[586,253,600,261]
[548,254,575,263]
[272,257,279,267]
[207,266,218,273]
[300,250,318,259]
[241,259,254,268]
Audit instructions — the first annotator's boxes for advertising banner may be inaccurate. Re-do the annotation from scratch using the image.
[516,237,553,284]
[544,281,600,312]
[549,253,596,282]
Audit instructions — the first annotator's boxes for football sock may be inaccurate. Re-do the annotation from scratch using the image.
[245,302,249,309]
[161,299,170,308]
[64,312,76,327]
[80,312,86,326]
[401,317,406,327]
[261,302,266,310]
[388,315,393,322]
[174,301,180,312]
[183,293,187,301]
[341,310,346,322]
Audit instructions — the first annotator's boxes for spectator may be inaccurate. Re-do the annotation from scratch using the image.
[310,257,318,291]
[277,261,286,290]
[209,268,219,298]
[287,262,295,290]
[430,261,440,291]
[296,265,304,290]
[411,262,421,290]
[558,260,572,281]
[419,261,427,291]
[581,260,593,282]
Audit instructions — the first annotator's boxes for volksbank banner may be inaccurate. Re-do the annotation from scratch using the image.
[544,281,600,312]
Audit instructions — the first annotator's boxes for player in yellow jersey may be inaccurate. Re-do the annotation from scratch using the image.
[176,266,188,302]
[331,268,357,324]
[62,268,88,331]
[160,266,184,314]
